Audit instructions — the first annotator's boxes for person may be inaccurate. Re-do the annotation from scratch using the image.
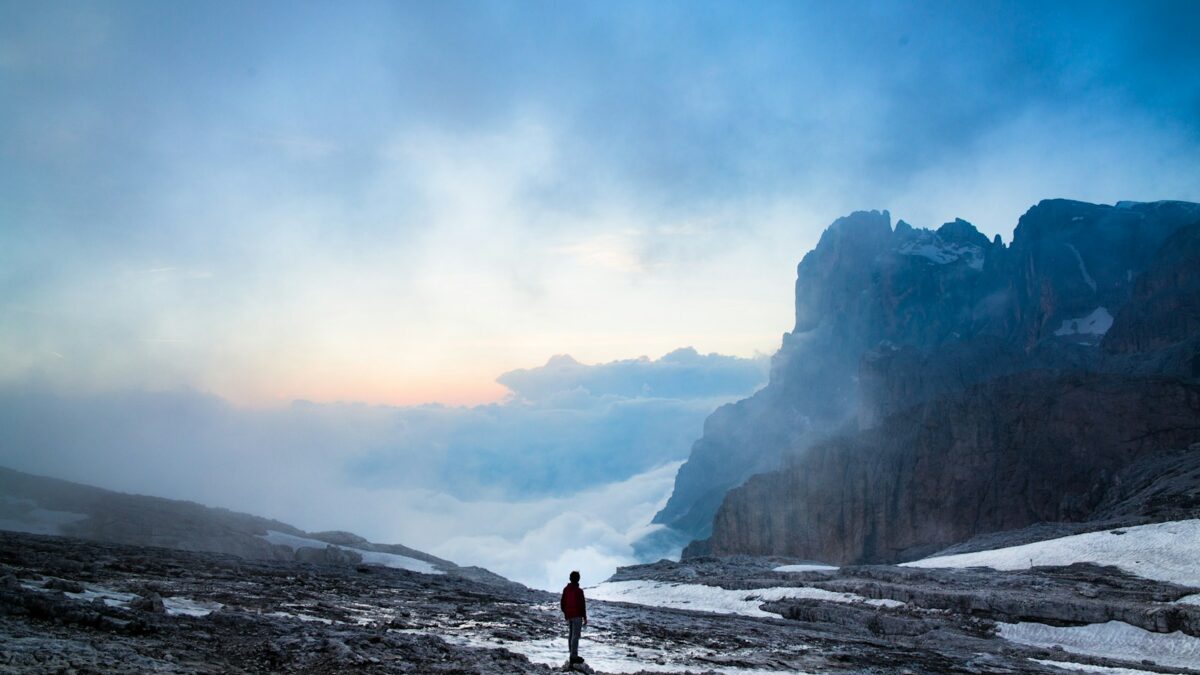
[560,570,587,665]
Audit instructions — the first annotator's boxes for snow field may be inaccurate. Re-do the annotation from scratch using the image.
[1031,658,1162,674]
[435,625,816,674]
[902,519,1200,587]
[772,564,839,573]
[1001,621,1200,670]
[259,530,442,574]
[588,579,903,618]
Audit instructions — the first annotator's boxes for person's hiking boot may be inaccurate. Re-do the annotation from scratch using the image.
[571,656,584,664]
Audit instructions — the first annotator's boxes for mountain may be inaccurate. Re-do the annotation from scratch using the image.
[0,466,512,587]
[655,199,1200,559]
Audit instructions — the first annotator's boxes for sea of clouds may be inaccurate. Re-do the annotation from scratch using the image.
[0,347,766,590]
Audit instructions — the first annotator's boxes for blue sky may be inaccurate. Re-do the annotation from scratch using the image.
[4,0,1199,406]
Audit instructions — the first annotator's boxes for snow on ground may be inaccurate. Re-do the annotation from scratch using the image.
[1053,307,1113,337]
[772,564,838,573]
[259,530,441,574]
[1175,594,1200,606]
[588,580,902,618]
[1031,658,1161,675]
[264,609,334,624]
[0,496,88,536]
[1000,621,1200,670]
[162,596,223,617]
[434,626,815,674]
[902,519,1200,586]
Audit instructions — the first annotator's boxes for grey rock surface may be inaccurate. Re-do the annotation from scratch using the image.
[7,530,1185,674]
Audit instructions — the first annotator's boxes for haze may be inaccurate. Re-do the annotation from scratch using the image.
[3,0,1200,588]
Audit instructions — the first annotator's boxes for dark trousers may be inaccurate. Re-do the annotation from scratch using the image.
[567,617,583,660]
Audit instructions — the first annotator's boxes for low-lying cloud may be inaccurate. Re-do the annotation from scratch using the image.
[0,348,766,589]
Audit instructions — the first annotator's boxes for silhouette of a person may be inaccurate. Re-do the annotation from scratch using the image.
[560,570,587,664]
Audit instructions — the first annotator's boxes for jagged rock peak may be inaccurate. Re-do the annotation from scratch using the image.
[935,218,990,248]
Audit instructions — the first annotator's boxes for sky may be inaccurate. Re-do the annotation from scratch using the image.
[3,1,1200,588]
[3,0,1200,407]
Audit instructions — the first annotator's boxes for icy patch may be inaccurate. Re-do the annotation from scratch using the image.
[1053,307,1113,338]
[1065,244,1098,292]
[904,519,1200,586]
[897,234,984,270]
[260,530,441,574]
[588,580,902,618]
[773,564,838,573]
[1174,593,1200,606]
[0,496,88,536]
[434,626,814,674]
[1000,621,1200,670]
[1032,659,1160,674]
[265,610,333,624]
[163,596,223,617]
[65,588,137,608]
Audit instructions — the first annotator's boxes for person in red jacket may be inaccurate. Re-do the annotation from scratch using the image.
[560,570,587,664]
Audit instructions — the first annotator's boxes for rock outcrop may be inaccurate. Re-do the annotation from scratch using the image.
[657,196,1200,538]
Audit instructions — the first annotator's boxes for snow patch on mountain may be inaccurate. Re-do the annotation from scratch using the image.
[897,233,985,270]
[1053,307,1114,338]
[903,519,1200,586]
[588,579,903,617]
[1065,243,1098,291]
[1000,620,1200,670]
[260,530,441,574]
[0,496,88,536]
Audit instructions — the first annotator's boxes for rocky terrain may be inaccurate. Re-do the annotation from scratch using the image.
[655,199,1200,565]
[5,525,1200,674]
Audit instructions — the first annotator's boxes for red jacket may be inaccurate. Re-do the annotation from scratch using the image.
[560,582,586,619]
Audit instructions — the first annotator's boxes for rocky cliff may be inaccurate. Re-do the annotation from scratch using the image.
[658,199,1200,552]
[706,372,1200,563]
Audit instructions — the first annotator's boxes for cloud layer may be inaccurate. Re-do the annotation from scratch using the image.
[0,350,765,589]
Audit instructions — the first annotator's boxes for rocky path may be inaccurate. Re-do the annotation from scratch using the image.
[3,531,1197,674]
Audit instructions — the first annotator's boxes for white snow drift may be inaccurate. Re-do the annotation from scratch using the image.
[1001,621,1200,670]
[260,530,441,574]
[902,519,1200,587]
[588,579,902,618]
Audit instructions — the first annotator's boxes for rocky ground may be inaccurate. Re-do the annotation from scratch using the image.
[4,530,1200,674]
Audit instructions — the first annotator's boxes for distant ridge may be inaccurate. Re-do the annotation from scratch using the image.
[0,466,518,588]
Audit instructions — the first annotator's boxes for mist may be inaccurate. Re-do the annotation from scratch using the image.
[0,349,765,590]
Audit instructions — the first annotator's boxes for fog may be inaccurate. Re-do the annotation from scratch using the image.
[0,349,765,590]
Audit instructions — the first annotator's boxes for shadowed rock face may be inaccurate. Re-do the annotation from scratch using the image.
[1105,221,1200,357]
[657,199,1200,542]
[706,373,1200,564]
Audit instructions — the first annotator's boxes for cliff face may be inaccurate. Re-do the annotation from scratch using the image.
[657,199,1200,544]
[706,372,1200,564]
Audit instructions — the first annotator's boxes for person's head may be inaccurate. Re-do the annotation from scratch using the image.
[569,570,580,584]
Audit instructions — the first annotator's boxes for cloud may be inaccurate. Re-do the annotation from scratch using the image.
[430,462,682,590]
[498,347,768,401]
[0,350,764,588]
